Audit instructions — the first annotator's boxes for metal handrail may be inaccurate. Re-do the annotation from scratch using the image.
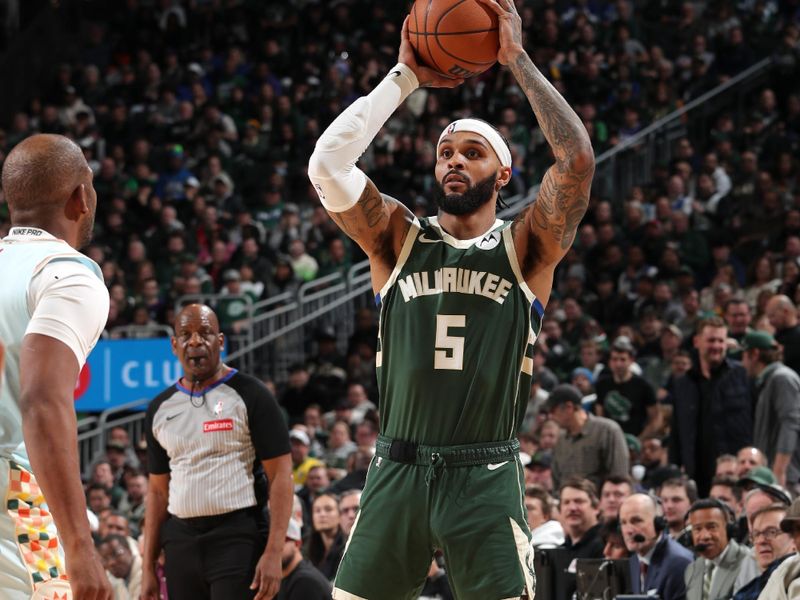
[499,56,774,218]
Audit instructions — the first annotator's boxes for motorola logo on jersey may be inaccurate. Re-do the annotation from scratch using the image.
[476,232,500,250]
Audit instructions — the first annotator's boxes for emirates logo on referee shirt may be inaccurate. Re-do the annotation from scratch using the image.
[203,419,233,432]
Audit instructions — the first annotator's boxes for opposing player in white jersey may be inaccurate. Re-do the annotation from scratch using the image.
[0,134,112,599]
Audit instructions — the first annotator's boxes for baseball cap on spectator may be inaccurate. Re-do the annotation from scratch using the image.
[526,451,552,470]
[106,440,126,452]
[185,176,200,188]
[286,518,302,541]
[611,335,636,356]
[169,144,184,157]
[289,430,310,446]
[740,330,778,351]
[543,384,583,411]
[187,62,205,76]
[566,264,585,281]
[737,465,775,487]
[223,269,241,283]
[571,367,595,384]
[212,173,233,190]
[625,434,642,454]
[316,325,336,342]
[662,324,683,341]
[780,498,800,533]
[283,203,300,215]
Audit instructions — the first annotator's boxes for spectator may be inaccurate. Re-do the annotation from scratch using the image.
[547,384,630,490]
[758,499,800,600]
[716,454,739,480]
[559,478,604,598]
[737,447,768,479]
[290,429,325,491]
[338,490,361,538]
[306,493,346,581]
[99,534,142,600]
[640,435,680,490]
[709,477,744,518]
[524,451,554,493]
[598,475,634,522]
[600,517,630,560]
[733,504,796,600]
[659,477,697,542]
[594,336,662,437]
[670,317,753,496]
[765,295,800,375]
[742,331,800,487]
[525,485,564,548]
[277,518,332,600]
[621,493,693,599]
[323,421,357,472]
[684,499,748,600]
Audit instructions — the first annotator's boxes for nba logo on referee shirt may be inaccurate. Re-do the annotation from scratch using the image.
[213,400,224,416]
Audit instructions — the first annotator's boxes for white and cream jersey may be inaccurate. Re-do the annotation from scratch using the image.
[0,227,108,462]
[145,369,291,518]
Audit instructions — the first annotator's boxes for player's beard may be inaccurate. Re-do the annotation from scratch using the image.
[432,173,497,216]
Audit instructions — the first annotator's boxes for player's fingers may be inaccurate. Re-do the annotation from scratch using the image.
[474,0,504,16]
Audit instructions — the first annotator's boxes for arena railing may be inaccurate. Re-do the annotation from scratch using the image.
[78,399,150,471]
[498,56,774,219]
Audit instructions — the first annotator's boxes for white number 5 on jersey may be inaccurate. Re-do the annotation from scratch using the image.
[434,314,466,370]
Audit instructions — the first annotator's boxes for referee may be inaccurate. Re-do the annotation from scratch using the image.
[141,304,292,600]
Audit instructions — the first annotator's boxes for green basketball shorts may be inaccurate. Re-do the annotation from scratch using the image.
[332,435,536,600]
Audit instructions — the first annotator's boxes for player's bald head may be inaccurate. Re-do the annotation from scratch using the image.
[175,303,220,333]
[2,134,89,220]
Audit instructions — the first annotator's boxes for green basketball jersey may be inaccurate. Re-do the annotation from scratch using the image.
[376,216,544,445]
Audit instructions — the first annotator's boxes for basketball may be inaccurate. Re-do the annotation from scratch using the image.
[408,0,499,79]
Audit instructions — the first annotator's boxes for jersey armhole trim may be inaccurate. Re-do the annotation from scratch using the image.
[377,217,420,301]
[502,228,536,304]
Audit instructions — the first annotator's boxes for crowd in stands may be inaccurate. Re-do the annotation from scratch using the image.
[4,0,800,598]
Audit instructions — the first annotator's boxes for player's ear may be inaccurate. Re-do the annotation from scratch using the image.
[66,183,89,220]
[496,166,512,190]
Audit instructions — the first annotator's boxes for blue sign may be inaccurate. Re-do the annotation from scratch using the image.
[73,339,225,412]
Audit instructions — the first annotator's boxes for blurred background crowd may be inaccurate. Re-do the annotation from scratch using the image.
[4,0,800,598]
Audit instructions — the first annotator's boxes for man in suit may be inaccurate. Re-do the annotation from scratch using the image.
[684,499,749,600]
[621,493,693,599]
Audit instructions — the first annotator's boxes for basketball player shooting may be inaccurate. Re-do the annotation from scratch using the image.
[308,0,594,598]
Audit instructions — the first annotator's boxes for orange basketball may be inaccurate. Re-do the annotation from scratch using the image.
[408,0,499,79]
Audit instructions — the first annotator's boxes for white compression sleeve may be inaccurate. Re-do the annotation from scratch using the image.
[308,63,418,212]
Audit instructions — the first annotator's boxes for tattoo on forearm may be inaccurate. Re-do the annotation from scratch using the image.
[510,52,594,251]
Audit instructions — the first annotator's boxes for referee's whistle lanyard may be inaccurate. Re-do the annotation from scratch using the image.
[425,453,446,486]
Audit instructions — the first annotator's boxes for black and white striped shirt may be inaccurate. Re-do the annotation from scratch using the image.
[145,369,290,518]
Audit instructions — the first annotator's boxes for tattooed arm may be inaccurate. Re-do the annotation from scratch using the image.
[309,18,463,292]
[480,0,595,306]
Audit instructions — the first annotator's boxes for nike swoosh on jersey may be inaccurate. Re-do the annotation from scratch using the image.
[418,233,443,244]
[389,70,401,78]
[166,413,182,421]
[487,461,510,471]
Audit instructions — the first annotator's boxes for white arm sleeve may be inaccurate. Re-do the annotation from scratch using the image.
[308,63,418,212]
[26,260,110,368]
